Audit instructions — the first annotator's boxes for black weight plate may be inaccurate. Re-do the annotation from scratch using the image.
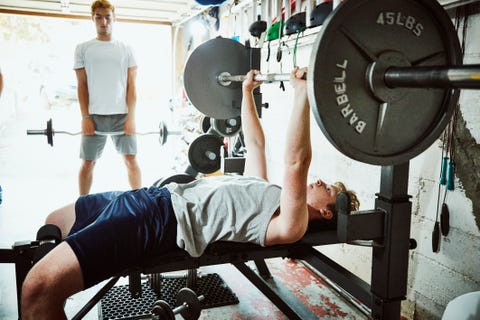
[308,0,461,165]
[211,116,241,137]
[158,121,168,146]
[188,134,224,174]
[176,288,201,320]
[47,118,53,147]
[184,37,249,119]
[201,116,211,133]
[152,300,175,320]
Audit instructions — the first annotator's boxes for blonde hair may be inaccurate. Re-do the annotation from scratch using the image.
[91,0,115,15]
[332,181,360,212]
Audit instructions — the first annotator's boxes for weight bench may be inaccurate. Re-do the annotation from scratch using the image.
[71,165,416,320]
[69,191,389,320]
[1,165,415,320]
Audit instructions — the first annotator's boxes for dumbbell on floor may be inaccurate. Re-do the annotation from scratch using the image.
[151,287,204,320]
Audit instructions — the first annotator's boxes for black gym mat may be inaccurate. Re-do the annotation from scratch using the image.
[99,273,239,320]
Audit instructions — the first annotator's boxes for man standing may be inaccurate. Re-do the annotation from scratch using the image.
[74,0,141,195]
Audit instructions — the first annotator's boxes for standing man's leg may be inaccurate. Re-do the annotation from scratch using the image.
[79,131,107,195]
[124,154,141,189]
[79,159,96,196]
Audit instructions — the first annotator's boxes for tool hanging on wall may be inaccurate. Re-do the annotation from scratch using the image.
[432,105,457,252]
[431,5,469,252]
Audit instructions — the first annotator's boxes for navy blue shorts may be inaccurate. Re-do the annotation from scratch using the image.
[65,187,177,289]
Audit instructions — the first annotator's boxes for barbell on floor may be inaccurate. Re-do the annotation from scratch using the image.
[26,118,181,147]
[183,0,480,166]
[151,287,204,320]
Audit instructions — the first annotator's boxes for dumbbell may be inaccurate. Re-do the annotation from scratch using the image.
[151,287,204,320]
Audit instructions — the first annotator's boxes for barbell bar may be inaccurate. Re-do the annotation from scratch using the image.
[217,72,292,86]
[183,0,478,166]
[26,118,181,147]
[217,66,480,89]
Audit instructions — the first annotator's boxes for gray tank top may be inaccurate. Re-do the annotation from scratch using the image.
[166,175,281,257]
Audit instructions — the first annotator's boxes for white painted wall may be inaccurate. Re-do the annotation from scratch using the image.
[211,1,480,318]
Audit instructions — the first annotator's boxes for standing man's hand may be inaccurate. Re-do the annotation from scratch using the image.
[124,116,136,135]
[82,117,95,135]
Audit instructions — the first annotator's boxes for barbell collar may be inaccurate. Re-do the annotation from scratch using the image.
[384,65,480,89]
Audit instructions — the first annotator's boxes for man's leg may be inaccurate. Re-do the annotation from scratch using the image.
[21,242,84,320]
[79,159,95,195]
[45,203,76,239]
[123,154,141,189]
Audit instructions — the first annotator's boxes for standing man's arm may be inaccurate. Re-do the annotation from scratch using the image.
[124,66,137,135]
[241,70,267,180]
[76,68,94,135]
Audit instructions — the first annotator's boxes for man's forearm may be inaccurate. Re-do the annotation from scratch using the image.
[284,85,312,168]
[77,85,89,117]
[241,89,265,149]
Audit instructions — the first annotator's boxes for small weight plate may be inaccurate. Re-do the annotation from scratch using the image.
[201,116,211,133]
[149,273,162,295]
[158,121,168,146]
[188,134,224,174]
[184,37,249,119]
[308,0,461,165]
[211,116,242,137]
[47,118,53,147]
[175,288,201,320]
[152,300,175,320]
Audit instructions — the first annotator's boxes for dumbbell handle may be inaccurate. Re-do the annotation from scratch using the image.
[172,295,205,314]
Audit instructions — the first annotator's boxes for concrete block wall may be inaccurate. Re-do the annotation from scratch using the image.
[209,1,480,319]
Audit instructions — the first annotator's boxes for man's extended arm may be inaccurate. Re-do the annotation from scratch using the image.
[266,67,312,245]
[241,70,267,180]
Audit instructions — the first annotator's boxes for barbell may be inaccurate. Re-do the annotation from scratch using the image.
[151,287,204,320]
[26,118,181,147]
[183,0,480,166]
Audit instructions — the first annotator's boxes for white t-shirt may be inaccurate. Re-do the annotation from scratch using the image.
[166,175,281,257]
[74,38,136,115]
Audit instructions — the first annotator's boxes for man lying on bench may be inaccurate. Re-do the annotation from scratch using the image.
[21,67,359,320]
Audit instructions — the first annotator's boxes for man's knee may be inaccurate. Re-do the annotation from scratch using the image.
[80,159,96,171]
[123,155,138,168]
[21,266,52,312]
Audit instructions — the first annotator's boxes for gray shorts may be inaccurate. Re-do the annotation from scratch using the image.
[80,114,137,161]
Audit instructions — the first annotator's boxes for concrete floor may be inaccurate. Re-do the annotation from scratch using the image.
[0,114,368,319]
